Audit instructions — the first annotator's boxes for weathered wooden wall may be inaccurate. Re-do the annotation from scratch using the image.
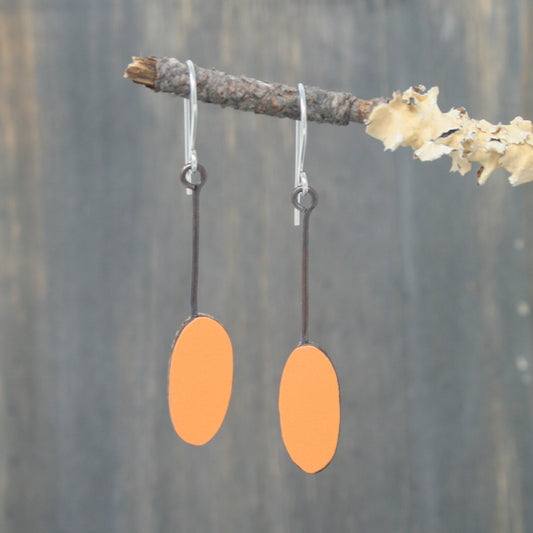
[1,1,533,531]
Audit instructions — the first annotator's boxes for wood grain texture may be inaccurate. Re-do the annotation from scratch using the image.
[1,0,533,532]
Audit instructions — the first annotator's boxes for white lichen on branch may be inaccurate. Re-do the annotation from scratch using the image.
[365,86,533,186]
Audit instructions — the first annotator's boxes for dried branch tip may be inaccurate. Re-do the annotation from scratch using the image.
[124,56,157,89]
[366,86,533,186]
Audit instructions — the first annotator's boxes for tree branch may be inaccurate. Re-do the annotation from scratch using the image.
[124,56,533,185]
[124,56,386,125]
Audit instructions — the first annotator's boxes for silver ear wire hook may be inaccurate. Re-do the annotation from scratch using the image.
[183,60,198,195]
[294,83,308,225]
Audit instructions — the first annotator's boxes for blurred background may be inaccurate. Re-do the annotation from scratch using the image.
[2,0,533,531]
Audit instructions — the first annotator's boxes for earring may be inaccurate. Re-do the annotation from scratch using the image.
[278,84,340,474]
[168,60,233,446]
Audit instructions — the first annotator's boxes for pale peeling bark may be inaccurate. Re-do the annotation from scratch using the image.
[366,86,533,186]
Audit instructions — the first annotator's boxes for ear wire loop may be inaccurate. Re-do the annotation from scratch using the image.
[294,83,308,226]
[183,60,198,195]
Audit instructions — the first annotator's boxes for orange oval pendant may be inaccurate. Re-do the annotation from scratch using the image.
[168,315,233,446]
[279,344,340,474]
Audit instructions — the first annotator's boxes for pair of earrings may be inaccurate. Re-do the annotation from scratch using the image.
[167,62,340,474]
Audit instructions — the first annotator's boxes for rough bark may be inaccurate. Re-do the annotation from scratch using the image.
[124,56,386,125]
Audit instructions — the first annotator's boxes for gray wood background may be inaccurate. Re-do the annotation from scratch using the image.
[2,0,533,531]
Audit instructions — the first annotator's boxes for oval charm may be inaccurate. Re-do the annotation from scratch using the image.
[168,315,233,446]
[279,344,340,473]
